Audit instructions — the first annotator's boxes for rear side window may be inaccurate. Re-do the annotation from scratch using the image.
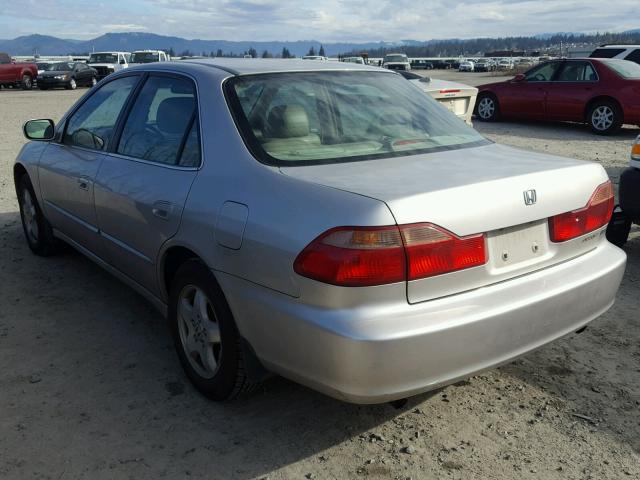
[64,75,139,150]
[556,61,598,81]
[0,53,10,64]
[117,75,200,166]
[624,49,640,64]
[590,48,625,58]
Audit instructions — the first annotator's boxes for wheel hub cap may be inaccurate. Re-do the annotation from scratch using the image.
[22,190,39,242]
[177,285,222,379]
[478,98,495,119]
[592,106,613,131]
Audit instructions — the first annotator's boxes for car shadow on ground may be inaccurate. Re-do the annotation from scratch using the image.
[0,210,438,479]
[499,233,640,454]
[2,209,638,479]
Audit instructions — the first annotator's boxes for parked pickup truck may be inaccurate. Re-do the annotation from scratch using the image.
[0,52,37,89]
[87,51,130,80]
[129,50,170,65]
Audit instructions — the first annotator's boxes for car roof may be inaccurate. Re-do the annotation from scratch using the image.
[175,58,383,75]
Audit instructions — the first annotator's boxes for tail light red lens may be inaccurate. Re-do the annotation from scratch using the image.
[293,226,406,286]
[294,223,486,287]
[549,180,614,242]
[401,224,487,280]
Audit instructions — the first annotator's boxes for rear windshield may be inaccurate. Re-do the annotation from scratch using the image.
[384,55,408,63]
[89,53,118,63]
[131,52,159,63]
[603,59,640,78]
[225,71,488,166]
[590,48,626,58]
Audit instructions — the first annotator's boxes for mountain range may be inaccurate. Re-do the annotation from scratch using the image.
[1,30,639,57]
[0,32,422,57]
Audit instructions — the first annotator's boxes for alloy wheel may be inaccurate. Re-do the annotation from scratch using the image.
[21,188,39,243]
[591,105,614,131]
[477,97,495,119]
[177,285,222,379]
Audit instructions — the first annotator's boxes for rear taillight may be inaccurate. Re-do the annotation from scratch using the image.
[294,223,486,287]
[549,180,614,242]
[401,224,486,280]
[631,137,640,161]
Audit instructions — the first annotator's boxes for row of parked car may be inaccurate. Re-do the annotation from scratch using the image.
[0,50,170,91]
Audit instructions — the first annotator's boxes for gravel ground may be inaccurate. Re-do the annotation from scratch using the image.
[0,80,638,480]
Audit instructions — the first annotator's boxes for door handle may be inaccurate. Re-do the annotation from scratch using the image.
[152,201,173,220]
[76,176,91,190]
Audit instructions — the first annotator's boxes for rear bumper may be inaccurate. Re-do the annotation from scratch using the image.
[218,242,626,403]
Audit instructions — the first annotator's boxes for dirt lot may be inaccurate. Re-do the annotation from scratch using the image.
[0,78,638,480]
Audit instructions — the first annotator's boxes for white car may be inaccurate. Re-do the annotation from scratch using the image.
[383,53,411,71]
[459,61,474,72]
[129,50,170,65]
[87,51,130,80]
[589,45,640,65]
[498,59,514,70]
[399,71,478,125]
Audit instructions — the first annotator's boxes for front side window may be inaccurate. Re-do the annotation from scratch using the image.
[226,71,487,165]
[556,61,598,82]
[525,62,560,82]
[117,75,200,166]
[64,75,139,150]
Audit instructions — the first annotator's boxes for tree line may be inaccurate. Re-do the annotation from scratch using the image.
[340,32,640,58]
[163,44,326,59]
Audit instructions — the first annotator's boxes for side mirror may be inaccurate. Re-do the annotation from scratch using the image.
[513,73,526,82]
[23,119,55,141]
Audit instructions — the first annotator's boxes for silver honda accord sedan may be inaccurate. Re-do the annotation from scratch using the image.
[14,59,626,403]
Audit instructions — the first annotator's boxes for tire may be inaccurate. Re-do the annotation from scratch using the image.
[168,260,258,400]
[90,77,97,88]
[66,78,77,90]
[475,94,500,121]
[588,100,622,135]
[606,206,632,247]
[21,74,33,90]
[17,174,60,256]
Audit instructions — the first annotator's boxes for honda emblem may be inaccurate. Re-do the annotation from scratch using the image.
[523,189,537,205]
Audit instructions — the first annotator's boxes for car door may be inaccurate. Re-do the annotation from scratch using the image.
[498,61,562,119]
[74,63,90,85]
[38,74,141,257]
[544,60,600,121]
[94,73,201,295]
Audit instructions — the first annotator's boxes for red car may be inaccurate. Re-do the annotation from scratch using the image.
[475,58,640,135]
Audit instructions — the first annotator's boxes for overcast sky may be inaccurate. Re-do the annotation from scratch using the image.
[0,0,637,41]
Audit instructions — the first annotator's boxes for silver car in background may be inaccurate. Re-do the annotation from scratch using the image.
[15,60,625,403]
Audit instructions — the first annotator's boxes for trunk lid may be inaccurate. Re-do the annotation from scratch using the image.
[281,143,610,302]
